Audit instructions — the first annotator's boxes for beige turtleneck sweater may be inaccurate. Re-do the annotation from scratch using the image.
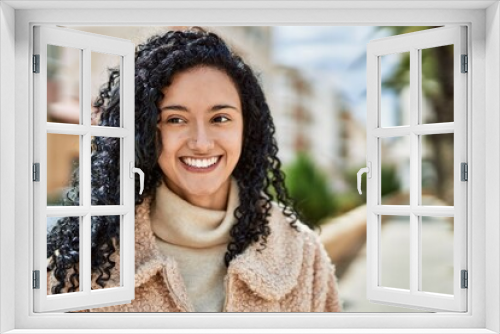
[149,178,239,312]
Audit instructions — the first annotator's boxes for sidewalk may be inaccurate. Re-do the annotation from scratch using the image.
[337,215,454,312]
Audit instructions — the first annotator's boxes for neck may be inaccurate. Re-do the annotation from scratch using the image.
[164,178,231,211]
[151,177,239,249]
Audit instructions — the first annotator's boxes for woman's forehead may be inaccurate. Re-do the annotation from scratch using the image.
[160,67,241,105]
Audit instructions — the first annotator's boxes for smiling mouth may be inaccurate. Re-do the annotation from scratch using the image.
[180,156,222,169]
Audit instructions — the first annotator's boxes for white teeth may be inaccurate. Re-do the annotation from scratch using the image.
[182,157,219,168]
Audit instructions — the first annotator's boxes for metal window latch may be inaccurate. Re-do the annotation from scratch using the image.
[461,270,468,289]
[461,163,468,181]
[357,162,372,195]
[129,162,144,195]
[33,270,40,289]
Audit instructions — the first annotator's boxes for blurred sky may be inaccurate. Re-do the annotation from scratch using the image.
[272,26,400,126]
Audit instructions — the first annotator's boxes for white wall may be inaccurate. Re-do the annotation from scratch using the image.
[0,2,16,333]
[486,2,500,333]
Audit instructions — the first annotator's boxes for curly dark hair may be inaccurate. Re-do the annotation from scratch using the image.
[47,27,303,294]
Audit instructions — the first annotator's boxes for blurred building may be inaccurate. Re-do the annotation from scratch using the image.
[269,65,313,164]
[269,65,342,190]
[308,76,341,178]
[339,109,366,169]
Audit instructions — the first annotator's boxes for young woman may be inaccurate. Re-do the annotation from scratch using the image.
[47,27,341,312]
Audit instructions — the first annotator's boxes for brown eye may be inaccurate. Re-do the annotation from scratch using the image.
[167,117,185,124]
[212,116,230,123]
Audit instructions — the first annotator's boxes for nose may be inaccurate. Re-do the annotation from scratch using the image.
[187,123,214,152]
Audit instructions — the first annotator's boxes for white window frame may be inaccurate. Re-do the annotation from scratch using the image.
[33,26,136,313]
[0,1,499,333]
[366,26,468,312]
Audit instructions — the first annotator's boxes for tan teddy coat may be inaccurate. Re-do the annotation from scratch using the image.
[48,196,342,312]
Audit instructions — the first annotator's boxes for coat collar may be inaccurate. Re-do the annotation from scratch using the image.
[133,196,305,302]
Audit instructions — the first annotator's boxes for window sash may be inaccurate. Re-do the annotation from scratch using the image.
[32,25,136,313]
[365,26,467,312]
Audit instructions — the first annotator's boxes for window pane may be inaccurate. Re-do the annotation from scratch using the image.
[380,215,410,290]
[421,216,454,295]
[91,52,121,127]
[380,136,410,205]
[47,216,80,294]
[91,215,121,290]
[421,45,454,124]
[421,133,454,206]
[47,45,81,124]
[91,137,121,205]
[47,134,80,206]
[380,52,410,127]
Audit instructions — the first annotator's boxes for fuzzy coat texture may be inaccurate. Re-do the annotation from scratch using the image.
[48,196,342,312]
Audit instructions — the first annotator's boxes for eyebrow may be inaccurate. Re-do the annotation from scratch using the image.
[159,104,240,113]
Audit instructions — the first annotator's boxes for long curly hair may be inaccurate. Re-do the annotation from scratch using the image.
[47,27,302,294]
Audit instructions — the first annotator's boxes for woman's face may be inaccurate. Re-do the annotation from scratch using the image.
[157,66,243,210]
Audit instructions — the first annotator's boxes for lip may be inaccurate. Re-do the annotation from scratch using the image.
[179,155,222,173]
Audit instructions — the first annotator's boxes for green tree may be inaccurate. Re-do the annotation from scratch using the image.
[284,153,337,227]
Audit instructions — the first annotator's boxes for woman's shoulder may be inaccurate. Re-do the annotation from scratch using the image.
[265,202,334,272]
[268,201,321,245]
[257,202,340,311]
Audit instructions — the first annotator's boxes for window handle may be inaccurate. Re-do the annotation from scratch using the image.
[129,162,145,195]
[357,162,371,195]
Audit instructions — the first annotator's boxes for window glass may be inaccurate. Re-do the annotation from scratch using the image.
[381,136,410,205]
[47,216,81,294]
[380,215,410,290]
[47,45,81,124]
[421,216,454,294]
[91,215,121,290]
[421,133,454,206]
[91,52,121,127]
[380,52,410,127]
[91,137,121,205]
[421,45,454,124]
[47,134,80,206]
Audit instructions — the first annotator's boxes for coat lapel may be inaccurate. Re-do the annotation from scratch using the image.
[227,203,305,301]
[134,197,305,305]
[133,197,194,311]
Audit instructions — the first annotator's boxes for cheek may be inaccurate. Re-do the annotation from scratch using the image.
[225,128,244,161]
[158,132,180,164]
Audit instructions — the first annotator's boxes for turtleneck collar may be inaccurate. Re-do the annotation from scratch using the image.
[150,177,239,249]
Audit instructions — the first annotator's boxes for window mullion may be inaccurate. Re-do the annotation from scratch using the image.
[410,47,420,294]
[412,206,454,217]
[372,126,410,138]
[89,205,129,216]
[413,123,454,135]
[89,126,128,138]
[46,123,129,137]
[46,123,88,135]
[81,48,92,294]
[373,205,411,215]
